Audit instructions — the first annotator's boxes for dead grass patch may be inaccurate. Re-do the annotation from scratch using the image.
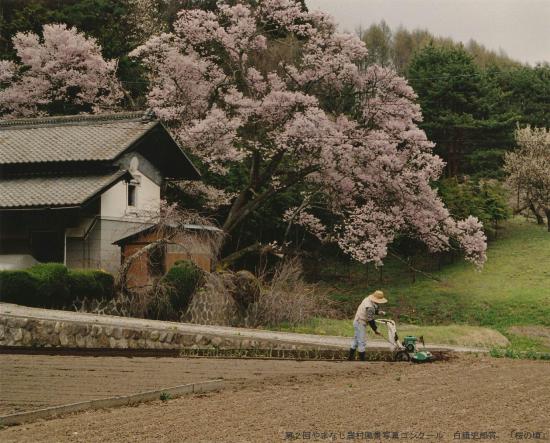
[508,325,550,347]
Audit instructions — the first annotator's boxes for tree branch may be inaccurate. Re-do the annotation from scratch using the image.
[218,242,262,268]
[223,165,320,235]
[388,250,441,282]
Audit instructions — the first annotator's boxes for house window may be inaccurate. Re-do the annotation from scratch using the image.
[128,184,137,207]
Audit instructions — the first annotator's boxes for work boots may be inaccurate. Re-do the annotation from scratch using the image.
[348,349,366,361]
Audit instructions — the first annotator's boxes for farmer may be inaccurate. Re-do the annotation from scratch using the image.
[348,290,388,361]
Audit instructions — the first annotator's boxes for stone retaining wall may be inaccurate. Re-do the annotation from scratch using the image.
[0,313,333,351]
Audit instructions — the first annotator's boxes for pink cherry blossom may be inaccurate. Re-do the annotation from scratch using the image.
[283,207,327,241]
[1,24,123,118]
[131,0,487,267]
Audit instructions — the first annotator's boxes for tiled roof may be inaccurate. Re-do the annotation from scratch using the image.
[0,112,157,165]
[113,222,222,245]
[0,170,130,209]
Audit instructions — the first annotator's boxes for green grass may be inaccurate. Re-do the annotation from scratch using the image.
[278,218,550,353]
[489,347,550,360]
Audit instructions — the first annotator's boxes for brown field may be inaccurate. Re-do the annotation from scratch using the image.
[1,354,549,442]
[0,354,366,415]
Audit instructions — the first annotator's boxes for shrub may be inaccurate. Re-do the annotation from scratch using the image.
[246,258,336,327]
[0,264,115,309]
[73,266,191,321]
[438,177,510,237]
[68,270,101,300]
[27,263,70,308]
[184,260,335,327]
[91,270,115,299]
[162,260,203,314]
[68,270,115,301]
[230,270,261,313]
[0,270,39,306]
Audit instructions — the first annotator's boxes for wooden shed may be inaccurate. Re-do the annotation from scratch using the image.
[113,223,220,288]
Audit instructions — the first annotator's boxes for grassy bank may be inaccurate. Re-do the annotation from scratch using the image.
[275,218,550,352]
[276,317,510,349]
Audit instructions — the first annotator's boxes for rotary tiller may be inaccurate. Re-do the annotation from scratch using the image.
[375,319,436,363]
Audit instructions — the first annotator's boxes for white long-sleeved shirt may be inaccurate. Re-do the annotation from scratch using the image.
[353,297,379,329]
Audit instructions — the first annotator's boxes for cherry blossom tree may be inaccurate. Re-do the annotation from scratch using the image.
[0,24,123,118]
[131,0,487,267]
[505,125,550,231]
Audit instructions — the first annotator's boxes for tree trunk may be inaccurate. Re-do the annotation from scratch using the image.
[408,256,416,283]
[545,208,550,232]
[116,239,169,292]
[223,165,320,239]
[218,242,262,268]
[529,200,544,225]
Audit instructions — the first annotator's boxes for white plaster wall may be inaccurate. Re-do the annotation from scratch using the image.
[101,181,128,218]
[65,221,102,270]
[131,173,160,213]
[63,217,149,273]
[65,217,95,238]
[69,162,163,272]
[65,237,85,268]
[100,172,160,218]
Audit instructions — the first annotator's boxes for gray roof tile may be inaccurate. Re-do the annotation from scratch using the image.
[0,170,129,209]
[0,113,157,165]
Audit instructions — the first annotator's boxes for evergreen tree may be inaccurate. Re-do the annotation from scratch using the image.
[497,64,550,128]
[407,45,517,176]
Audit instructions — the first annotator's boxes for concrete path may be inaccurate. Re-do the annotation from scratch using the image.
[0,303,487,353]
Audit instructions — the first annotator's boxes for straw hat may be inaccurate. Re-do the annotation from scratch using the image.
[368,290,388,304]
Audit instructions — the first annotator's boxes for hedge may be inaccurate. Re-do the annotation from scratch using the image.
[27,263,71,307]
[0,270,39,307]
[0,263,115,308]
[67,269,115,302]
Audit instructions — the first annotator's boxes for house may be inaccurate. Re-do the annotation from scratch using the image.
[0,111,207,276]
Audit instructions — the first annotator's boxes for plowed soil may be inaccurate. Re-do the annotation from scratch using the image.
[1,355,549,442]
[0,354,366,415]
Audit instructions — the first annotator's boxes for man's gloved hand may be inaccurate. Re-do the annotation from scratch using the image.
[378,310,386,316]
